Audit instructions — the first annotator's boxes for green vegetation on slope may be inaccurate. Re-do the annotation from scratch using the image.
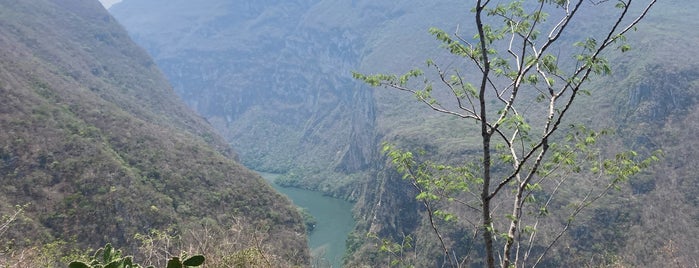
[110,0,380,198]
[353,1,699,266]
[111,0,699,266]
[0,0,308,266]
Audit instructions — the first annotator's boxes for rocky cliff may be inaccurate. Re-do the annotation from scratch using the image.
[112,0,382,197]
[110,0,699,266]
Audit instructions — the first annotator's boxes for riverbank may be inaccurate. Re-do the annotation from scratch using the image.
[259,172,355,268]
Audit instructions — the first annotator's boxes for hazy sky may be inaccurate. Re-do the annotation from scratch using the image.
[99,0,122,9]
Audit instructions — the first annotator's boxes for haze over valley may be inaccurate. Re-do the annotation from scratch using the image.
[2,0,699,267]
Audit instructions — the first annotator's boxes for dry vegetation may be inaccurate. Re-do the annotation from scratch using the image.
[0,0,308,266]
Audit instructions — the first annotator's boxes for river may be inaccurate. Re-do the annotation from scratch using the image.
[260,173,355,268]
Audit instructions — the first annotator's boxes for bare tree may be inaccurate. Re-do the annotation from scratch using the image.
[355,0,660,267]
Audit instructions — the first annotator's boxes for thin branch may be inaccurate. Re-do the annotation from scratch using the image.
[0,207,23,239]
[531,173,619,268]
[455,69,479,114]
[400,161,457,268]
[436,65,479,118]
[383,82,479,120]
[523,169,571,264]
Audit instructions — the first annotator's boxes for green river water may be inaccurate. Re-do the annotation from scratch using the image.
[260,173,355,268]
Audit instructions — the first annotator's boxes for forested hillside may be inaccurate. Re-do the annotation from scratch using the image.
[110,0,699,266]
[598,3,699,264]
[110,0,409,197]
[0,0,308,266]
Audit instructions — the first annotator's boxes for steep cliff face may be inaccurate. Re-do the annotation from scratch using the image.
[605,14,699,263]
[111,1,472,265]
[0,0,308,264]
[112,0,381,195]
[111,0,699,266]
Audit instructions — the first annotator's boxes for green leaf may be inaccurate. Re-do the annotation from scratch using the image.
[68,262,90,268]
[524,195,536,203]
[522,225,536,234]
[620,44,631,52]
[183,255,205,266]
[122,257,134,267]
[104,260,121,268]
[167,257,183,268]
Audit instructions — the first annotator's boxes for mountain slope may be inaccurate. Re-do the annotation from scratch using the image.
[0,0,308,265]
[111,0,699,266]
[110,0,386,196]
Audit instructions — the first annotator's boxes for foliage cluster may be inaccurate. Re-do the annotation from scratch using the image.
[355,0,660,267]
[68,243,204,268]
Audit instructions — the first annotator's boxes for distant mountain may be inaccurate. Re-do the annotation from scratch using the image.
[0,0,307,265]
[111,0,699,266]
[110,0,429,196]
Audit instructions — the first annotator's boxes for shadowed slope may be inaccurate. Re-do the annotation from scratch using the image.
[0,0,308,265]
